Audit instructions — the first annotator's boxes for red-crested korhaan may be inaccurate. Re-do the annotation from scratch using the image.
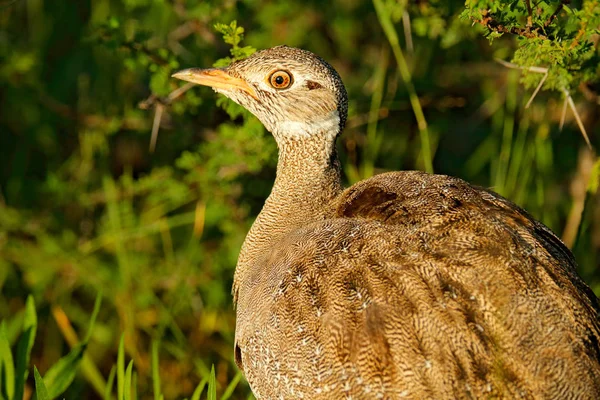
[173,46,600,399]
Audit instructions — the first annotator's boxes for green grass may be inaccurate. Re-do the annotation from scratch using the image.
[2,294,240,400]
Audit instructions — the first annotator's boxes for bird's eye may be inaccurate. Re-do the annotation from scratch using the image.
[268,70,293,89]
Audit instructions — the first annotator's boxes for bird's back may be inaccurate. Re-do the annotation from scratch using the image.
[234,171,600,399]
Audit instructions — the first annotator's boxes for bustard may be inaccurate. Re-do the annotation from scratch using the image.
[173,46,600,399]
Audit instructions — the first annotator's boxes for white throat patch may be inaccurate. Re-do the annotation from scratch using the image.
[275,110,340,142]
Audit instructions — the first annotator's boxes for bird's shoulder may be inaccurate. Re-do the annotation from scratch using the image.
[235,170,600,398]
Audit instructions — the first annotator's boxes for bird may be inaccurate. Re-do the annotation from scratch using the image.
[173,46,600,399]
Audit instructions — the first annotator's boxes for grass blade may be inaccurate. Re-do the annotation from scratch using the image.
[43,343,86,398]
[124,360,133,400]
[117,334,125,400]
[220,370,242,400]
[33,366,50,400]
[0,322,15,400]
[52,304,107,398]
[151,340,161,400]
[372,0,433,173]
[15,295,37,400]
[207,365,216,400]
[190,378,207,400]
[132,371,138,400]
[104,366,116,400]
[84,292,103,344]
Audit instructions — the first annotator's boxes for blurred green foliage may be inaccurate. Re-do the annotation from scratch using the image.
[0,0,599,398]
[463,0,600,92]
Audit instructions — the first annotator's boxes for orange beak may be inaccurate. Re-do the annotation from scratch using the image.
[172,68,258,99]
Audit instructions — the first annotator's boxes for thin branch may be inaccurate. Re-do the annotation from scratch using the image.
[495,59,548,107]
[544,1,567,28]
[525,71,548,108]
[495,58,548,74]
[563,88,592,148]
[149,104,164,153]
[168,82,196,101]
[471,14,547,39]
[140,82,196,153]
[39,91,147,130]
[524,0,533,27]
[496,59,592,148]
[559,96,568,130]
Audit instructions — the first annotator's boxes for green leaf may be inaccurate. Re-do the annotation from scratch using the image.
[132,371,138,400]
[150,68,172,97]
[189,378,207,400]
[117,334,125,400]
[124,360,133,400]
[33,366,50,400]
[588,157,600,194]
[151,340,161,400]
[207,365,216,400]
[104,366,116,400]
[43,343,86,398]
[0,323,15,400]
[84,292,102,344]
[213,20,255,64]
[220,370,242,400]
[15,295,37,400]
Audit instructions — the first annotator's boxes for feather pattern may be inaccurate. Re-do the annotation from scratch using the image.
[173,45,600,399]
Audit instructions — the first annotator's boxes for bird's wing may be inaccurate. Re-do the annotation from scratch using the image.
[236,171,600,399]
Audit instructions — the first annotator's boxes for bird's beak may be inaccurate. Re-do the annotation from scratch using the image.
[172,68,258,100]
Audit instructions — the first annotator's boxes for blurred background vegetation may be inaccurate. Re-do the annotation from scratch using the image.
[1,0,599,398]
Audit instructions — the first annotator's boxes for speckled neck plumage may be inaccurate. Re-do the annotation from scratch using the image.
[233,127,342,306]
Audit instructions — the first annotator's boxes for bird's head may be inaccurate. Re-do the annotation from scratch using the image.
[172,46,348,143]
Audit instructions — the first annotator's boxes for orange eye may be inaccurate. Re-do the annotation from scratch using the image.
[269,70,293,89]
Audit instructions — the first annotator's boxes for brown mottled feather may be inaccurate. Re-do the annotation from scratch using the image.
[173,46,600,400]
[236,172,600,399]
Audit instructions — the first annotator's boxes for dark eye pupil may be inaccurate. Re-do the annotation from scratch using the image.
[275,76,284,85]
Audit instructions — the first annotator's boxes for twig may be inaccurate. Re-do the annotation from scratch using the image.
[544,0,567,28]
[495,59,549,107]
[525,70,548,108]
[496,59,592,148]
[149,104,164,153]
[563,87,592,148]
[495,58,548,74]
[0,0,20,10]
[141,82,196,153]
[471,15,547,39]
[39,92,147,130]
[168,82,196,101]
[524,0,533,27]
[559,96,568,130]
[98,29,171,67]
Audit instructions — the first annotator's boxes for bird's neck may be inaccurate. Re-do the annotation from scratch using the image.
[233,128,342,304]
